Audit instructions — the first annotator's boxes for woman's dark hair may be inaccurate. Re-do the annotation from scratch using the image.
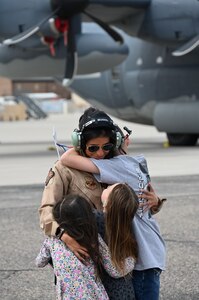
[78,107,98,129]
[53,194,102,278]
[105,183,139,273]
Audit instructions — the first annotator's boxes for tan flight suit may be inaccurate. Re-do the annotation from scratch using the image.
[39,160,103,236]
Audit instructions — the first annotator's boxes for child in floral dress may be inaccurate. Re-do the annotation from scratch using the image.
[36,191,138,300]
[36,235,108,300]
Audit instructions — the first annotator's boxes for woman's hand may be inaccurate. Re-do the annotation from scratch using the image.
[139,183,159,212]
[61,232,89,263]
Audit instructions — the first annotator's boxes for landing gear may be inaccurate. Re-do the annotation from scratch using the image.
[167,133,198,146]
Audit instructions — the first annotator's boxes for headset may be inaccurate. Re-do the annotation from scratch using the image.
[71,118,124,151]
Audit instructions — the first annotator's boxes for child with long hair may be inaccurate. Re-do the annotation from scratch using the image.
[36,194,108,300]
[36,186,138,300]
[97,183,138,299]
[102,183,138,272]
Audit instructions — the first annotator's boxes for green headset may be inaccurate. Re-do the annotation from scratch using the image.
[71,118,124,151]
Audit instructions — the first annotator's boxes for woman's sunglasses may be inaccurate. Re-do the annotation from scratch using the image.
[86,143,114,153]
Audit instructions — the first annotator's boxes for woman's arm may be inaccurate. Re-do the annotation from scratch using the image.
[60,148,99,174]
[98,234,134,278]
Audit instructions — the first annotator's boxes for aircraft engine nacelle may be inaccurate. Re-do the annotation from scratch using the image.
[0,32,128,79]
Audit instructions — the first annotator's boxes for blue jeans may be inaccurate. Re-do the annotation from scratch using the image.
[132,269,161,300]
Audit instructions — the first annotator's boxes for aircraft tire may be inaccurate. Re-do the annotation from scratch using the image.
[167,133,198,146]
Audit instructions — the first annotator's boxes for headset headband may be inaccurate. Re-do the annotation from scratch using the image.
[80,118,114,131]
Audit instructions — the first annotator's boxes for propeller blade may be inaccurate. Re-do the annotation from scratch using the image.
[63,17,78,86]
[83,11,123,44]
[3,27,40,46]
[3,8,59,46]
[172,35,199,57]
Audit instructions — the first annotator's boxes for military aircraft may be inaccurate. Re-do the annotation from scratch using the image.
[0,0,199,145]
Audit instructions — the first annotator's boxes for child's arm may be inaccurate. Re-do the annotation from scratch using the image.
[35,237,51,268]
[98,234,134,278]
[60,148,99,174]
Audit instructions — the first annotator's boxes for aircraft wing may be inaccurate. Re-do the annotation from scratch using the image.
[82,0,151,23]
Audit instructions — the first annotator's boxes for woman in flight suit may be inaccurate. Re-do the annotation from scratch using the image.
[39,107,121,259]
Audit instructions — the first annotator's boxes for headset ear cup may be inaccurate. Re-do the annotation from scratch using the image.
[71,130,82,150]
[115,131,123,149]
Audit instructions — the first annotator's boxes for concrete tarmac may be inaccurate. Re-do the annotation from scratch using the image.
[0,112,199,299]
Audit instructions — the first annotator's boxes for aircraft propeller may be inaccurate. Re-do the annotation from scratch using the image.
[172,35,199,57]
[2,0,124,86]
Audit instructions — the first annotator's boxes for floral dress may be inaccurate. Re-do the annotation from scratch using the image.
[36,236,108,300]
[36,236,135,300]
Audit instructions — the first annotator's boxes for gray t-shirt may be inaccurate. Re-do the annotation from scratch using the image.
[91,154,166,271]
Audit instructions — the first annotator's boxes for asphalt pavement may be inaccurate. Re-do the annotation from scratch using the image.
[0,112,199,299]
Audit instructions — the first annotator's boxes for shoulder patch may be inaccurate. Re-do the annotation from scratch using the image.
[45,168,55,186]
[85,176,97,190]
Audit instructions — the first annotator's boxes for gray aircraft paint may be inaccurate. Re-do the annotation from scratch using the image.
[0,0,199,145]
[72,32,199,135]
